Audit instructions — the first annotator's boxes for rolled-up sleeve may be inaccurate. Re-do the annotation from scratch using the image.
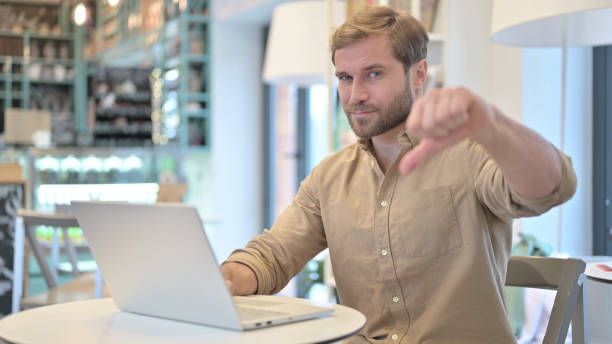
[469,140,577,221]
[224,165,327,295]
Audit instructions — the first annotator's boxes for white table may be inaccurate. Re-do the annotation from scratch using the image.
[585,260,612,344]
[0,297,366,344]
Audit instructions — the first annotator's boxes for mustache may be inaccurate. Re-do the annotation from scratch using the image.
[347,103,377,113]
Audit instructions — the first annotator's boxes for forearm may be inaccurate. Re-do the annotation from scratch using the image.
[476,106,562,199]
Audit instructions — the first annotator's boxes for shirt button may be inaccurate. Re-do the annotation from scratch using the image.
[392,296,400,303]
[391,334,399,340]
[381,249,388,256]
[380,200,388,207]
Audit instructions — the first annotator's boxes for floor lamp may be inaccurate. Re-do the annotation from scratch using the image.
[490,0,612,252]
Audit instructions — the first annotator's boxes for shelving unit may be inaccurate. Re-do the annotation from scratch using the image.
[160,3,209,148]
[0,1,88,145]
[90,67,153,147]
[91,0,211,149]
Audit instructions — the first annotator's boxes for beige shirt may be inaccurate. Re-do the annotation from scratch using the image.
[226,133,577,343]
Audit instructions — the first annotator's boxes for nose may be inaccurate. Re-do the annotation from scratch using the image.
[348,80,368,105]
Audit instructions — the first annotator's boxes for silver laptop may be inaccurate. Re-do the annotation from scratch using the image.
[70,201,333,331]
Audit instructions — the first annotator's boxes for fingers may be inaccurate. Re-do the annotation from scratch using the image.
[225,279,235,295]
[401,87,495,175]
[220,262,258,296]
[407,87,471,139]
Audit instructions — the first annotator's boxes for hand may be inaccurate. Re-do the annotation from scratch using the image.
[398,87,496,175]
[220,262,258,296]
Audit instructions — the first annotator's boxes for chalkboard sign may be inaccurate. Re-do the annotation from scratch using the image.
[0,182,25,316]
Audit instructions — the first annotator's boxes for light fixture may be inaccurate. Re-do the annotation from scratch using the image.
[262,1,346,87]
[107,0,120,7]
[491,0,612,252]
[73,2,87,26]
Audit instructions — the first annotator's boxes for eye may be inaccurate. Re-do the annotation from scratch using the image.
[367,71,381,79]
[337,75,352,82]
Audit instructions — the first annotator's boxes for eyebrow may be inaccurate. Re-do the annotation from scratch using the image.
[363,64,386,71]
[335,64,387,77]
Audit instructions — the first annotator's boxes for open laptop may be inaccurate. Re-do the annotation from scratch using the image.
[70,201,333,331]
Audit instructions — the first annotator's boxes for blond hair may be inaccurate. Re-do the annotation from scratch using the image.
[330,6,428,72]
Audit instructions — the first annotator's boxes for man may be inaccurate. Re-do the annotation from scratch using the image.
[222,6,576,343]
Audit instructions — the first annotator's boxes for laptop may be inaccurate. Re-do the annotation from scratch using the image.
[70,201,334,331]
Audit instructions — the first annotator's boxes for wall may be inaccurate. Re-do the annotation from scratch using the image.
[444,0,523,121]
[521,47,593,256]
[444,0,592,256]
[209,17,265,262]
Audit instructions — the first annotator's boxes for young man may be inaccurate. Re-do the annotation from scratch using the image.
[222,6,576,343]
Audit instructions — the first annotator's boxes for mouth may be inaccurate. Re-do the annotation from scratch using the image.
[350,111,374,119]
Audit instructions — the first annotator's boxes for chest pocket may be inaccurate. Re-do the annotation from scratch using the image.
[391,186,463,258]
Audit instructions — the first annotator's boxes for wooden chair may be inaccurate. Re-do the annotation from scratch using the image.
[12,209,108,312]
[322,254,587,343]
[505,256,587,344]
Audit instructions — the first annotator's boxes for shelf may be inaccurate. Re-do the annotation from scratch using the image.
[186,109,209,119]
[0,91,23,98]
[0,74,23,81]
[186,14,209,24]
[93,126,153,136]
[115,92,151,102]
[0,30,72,40]
[164,54,208,69]
[1,74,74,85]
[96,107,152,119]
[0,56,75,65]
[185,92,209,103]
[164,57,181,69]
[102,9,119,23]
[0,0,63,4]
[30,79,74,85]
[187,54,208,64]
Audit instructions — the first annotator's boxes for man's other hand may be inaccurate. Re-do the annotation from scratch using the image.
[399,87,496,175]
[221,262,258,296]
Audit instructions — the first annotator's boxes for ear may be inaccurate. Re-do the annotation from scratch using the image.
[409,59,428,96]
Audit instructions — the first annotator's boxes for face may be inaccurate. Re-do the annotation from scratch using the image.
[334,34,415,139]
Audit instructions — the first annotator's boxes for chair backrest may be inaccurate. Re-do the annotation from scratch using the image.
[17,209,80,289]
[505,256,586,344]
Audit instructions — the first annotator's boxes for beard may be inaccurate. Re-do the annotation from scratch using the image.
[345,82,414,139]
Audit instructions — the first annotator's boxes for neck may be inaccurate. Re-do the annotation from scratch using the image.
[371,124,405,174]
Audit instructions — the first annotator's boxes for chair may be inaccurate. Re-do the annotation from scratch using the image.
[505,256,587,344]
[321,254,587,343]
[12,209,107,312]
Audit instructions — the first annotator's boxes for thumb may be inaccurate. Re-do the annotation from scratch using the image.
[398,138,441,175]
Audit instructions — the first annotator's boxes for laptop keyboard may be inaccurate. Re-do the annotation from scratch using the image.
[233,298,283,307]
[235,306,289,321]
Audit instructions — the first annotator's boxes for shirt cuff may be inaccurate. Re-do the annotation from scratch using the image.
[223,249,276,295]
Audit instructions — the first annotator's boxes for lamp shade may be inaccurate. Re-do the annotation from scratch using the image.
[262,1,346,86]
[491,0,612,47]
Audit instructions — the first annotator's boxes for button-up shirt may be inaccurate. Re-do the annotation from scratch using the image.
[226,133,577,343]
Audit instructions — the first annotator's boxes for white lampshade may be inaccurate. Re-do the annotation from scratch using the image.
[491,0,612,47]
[262,1,346,86]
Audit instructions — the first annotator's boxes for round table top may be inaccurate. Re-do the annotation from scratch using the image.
[585,260,612,282]
[0,297,366,344]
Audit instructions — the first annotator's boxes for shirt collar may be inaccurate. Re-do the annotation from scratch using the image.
[357,131,419,152]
